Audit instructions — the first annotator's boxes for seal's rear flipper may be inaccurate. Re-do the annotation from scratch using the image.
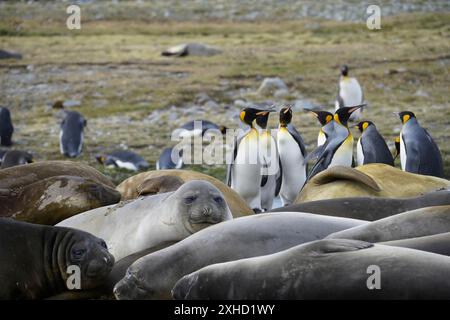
[311,166,382,192]
[310,239,374,254]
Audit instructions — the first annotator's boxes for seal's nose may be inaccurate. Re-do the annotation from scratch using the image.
[202,206,212,216]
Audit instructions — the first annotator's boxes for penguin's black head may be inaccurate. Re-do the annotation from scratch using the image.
[355,121,374,133]
[240,108,261,127]
[255,110,272,129]
[398,111,416,124]
[334,105,365,127]
[311,110,333,126]
[279,107,292,127]
[341,65,349,77]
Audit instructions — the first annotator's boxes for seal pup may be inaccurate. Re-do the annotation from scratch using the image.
[113,212,365,299]
[58,180,233,260]
[173,239,450,300]
[0,218,114,300]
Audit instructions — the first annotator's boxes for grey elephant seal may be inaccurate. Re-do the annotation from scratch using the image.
[381,232,450,256]
[113,212,365,300]
[173,239,450,300]
[58,180,233,260]
[0,175,121,225]
[270,191,450,221]
[327,205,450,242]
[0,218,114,300]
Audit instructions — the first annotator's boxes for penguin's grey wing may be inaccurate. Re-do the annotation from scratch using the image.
[226,132,245,186]
[287,124,307,157]
[402,132,421,174]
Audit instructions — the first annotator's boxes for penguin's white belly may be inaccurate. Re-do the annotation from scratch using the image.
[277,129,306,205]
[330,135,354,167]
[340,78,363,107]
[115,159,138,171]
[231,132,261,209]
[400,134,407,170]
[356,138,364,166]
[317,130,326,146]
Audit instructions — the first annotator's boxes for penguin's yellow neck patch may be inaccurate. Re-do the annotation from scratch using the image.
[333,114,342,125]
[402,115,410,124]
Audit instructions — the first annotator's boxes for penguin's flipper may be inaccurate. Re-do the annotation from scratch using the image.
[287,124,307,157]
[274,157,283,197]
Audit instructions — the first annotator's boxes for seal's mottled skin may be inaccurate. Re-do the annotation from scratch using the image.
[0,176,121,225]
[58,180,233,260]
[113,212,365,300]
[173,239,450,300]
[296,164,450,203]
[327,205,450,242]
[0,218,114,300]
[116,170,253,218]
[271,191,450,221]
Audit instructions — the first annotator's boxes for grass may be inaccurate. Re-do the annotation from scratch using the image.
[0,7,449,183]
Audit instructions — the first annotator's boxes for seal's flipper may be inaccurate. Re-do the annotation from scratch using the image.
[311,166,382,192]
[311,239,374,254]
[137,176,184,196]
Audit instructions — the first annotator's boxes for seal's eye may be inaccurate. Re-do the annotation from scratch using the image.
[184,195,197,204]
[214,197,224,204]
[100,241,108,249]
[72,248,86,259]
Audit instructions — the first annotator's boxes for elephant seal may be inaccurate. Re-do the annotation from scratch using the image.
[0,160,115,189]
[113,212,366,300]
[173,239,450,300]
[0,218,114,300]
[327,205,450,242]
[0,175,121,225]
[270,190,450,221]
[58,180,233,260]
[295,164,450,203]
[116,169,253,218]
[381,232,450,256]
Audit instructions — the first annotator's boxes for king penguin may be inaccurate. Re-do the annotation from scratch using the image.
[276,107,307,206]
[227,107,262,212]
[307,105,363,179]
[0,107,14,146]
[255,109,280,211]
[309,110,333,146]
[355,121,394,166]
[335,65,364,121]
[397,111,444,178]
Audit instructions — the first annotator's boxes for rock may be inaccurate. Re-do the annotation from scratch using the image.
[0,49,22,60]
[161,43,221,57]
[257,77,288,96]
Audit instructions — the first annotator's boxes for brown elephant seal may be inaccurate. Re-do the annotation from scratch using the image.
[295,164,450,203]
[381,232,450,256]
[173,239,450,300]
[0,218,114,300]
[58,180,233,260]
[113,212,366,300]
[327,205,450,242]
[0,160,115,189]
[270,190,450,221]
[0,175,121,225]
[116,169,253,218]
